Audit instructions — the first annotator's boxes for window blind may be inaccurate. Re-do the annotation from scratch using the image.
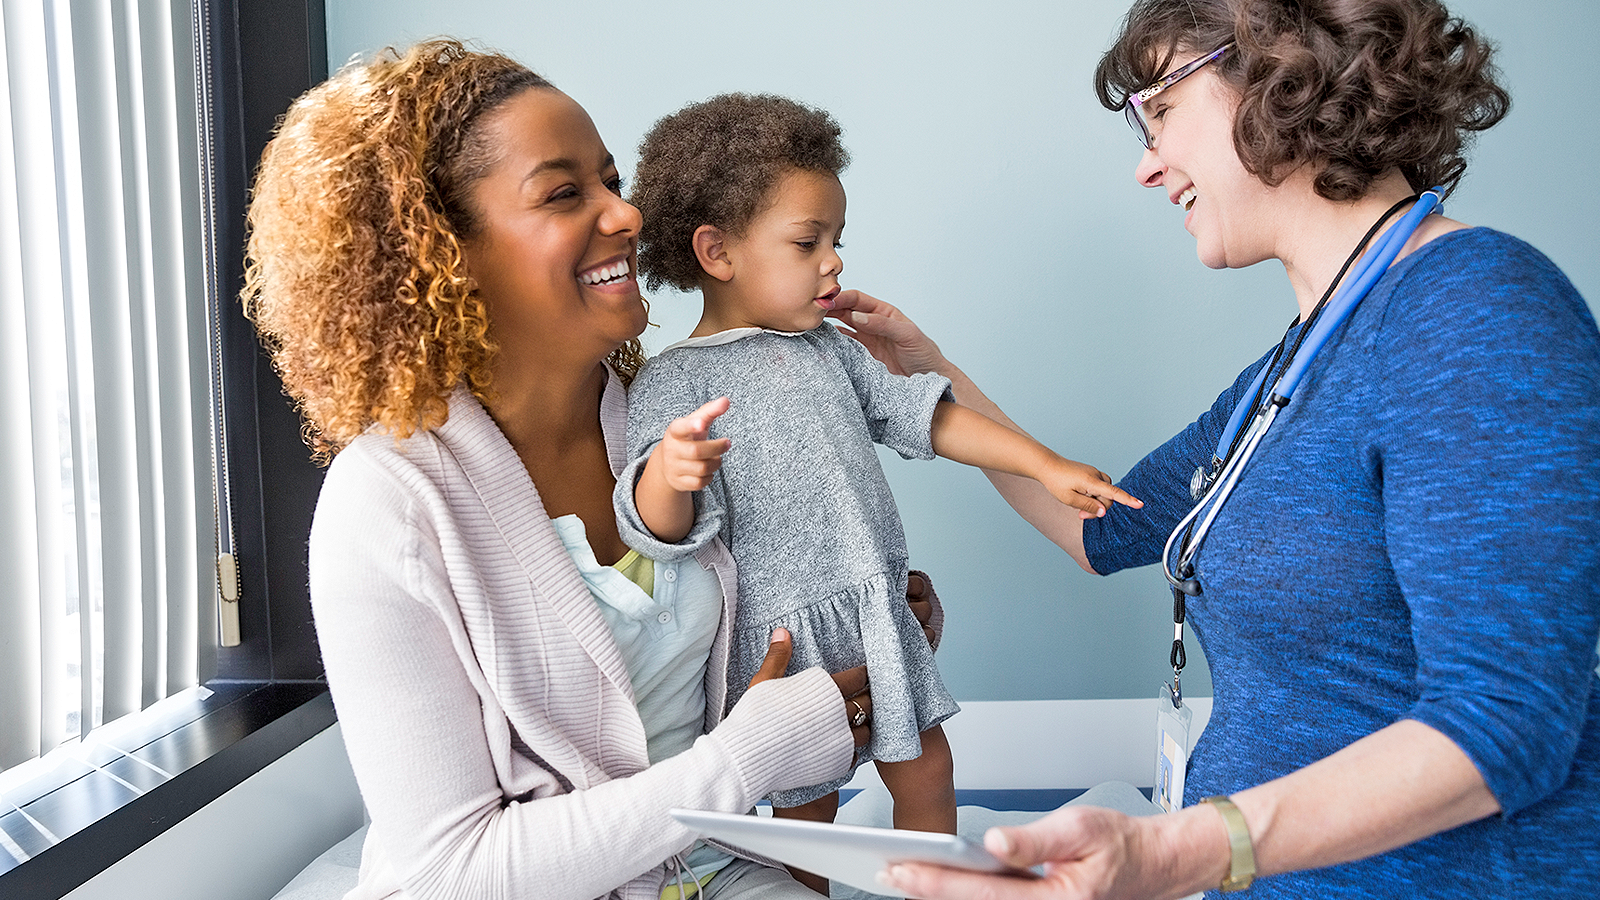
[0,0,211,774]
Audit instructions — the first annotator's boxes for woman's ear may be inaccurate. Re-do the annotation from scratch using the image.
[693,224,735,283]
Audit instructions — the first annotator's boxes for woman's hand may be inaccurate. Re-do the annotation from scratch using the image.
[748,628,872,749]
[827,289,948,377]
[880,805,1214,900]
[883,719,1505,899]
[907,570,936,646]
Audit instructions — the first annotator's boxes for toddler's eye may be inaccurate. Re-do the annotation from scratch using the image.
[796,241,817,251]
[833,240,844,249]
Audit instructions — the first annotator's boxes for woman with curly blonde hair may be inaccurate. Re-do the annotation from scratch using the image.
[244,39,905,900]
[832,0,1599,897]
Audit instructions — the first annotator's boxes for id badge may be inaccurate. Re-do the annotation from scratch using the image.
[1153,682,1192,813]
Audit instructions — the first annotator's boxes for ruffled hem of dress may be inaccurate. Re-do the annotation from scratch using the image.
[725,568,959,806]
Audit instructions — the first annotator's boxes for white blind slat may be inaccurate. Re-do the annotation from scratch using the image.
[137,0,201,695]
[0,4,43,770]
[5,0,73,765]
[109,0,172,709]
[65,0,144,724]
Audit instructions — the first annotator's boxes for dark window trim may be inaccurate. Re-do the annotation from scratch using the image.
[0,2,334,896]
[211,0,332,688]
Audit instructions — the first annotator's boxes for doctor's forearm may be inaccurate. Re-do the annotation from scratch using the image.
[1227,719,1500,879]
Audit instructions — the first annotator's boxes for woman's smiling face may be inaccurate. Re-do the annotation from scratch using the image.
[460,88,647,368]
[1132,63,1281,271]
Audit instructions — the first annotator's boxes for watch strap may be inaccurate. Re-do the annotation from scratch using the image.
[1201,795,1256,891]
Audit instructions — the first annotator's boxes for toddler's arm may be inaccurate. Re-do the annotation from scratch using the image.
[931,401,1142,518]
[635,396,731,543]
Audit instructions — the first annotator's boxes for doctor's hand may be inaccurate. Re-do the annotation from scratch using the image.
[827,289,947,377]
[879,802,1225,900]
[748,628,872,750]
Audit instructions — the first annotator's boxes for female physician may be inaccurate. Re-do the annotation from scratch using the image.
[242,40,938,900]
[842,0,1600,897]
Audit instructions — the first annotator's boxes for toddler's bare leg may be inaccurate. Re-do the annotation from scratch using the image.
[873,724,956,834]
[770,791,839,895]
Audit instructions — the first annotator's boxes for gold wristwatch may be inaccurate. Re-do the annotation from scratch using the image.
[1201,795,1256,892]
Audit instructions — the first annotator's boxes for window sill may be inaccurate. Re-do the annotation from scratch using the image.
[0,682,333,900]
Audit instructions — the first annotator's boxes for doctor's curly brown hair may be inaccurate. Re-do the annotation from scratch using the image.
[631,93,850,293]
[242,39,644,461]
[1094,0,1509,201]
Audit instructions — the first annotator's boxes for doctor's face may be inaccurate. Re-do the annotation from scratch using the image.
[1131,63,1280,270]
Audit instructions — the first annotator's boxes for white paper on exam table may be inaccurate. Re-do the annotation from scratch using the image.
[668,808,1039,896]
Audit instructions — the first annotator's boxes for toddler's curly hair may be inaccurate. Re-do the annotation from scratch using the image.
[631,93,850,293]
[242,39,645,461]
[1094,0,1509,201]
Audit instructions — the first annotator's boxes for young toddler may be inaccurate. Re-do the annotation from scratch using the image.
[613,93,1138,889]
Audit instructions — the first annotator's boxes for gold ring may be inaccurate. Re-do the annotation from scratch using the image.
[848,699,868,727]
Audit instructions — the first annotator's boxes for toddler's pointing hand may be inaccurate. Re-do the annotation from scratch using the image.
[656,396,733,493]
[1039,458,1144,520]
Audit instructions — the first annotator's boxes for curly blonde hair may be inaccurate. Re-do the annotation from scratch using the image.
[243,39,645,461]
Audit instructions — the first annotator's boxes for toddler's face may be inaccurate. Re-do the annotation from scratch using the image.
[719,168,846,333]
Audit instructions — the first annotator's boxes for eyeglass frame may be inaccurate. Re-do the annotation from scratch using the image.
[1123,42,1234,149]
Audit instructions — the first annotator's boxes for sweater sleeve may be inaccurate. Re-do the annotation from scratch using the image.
[1083,341,1283,574]
[1373,234,1600,815]
[819,323,953,460]
[311,452,853,900]
[613,355,726,561]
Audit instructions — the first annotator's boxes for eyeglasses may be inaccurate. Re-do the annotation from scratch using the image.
[1123,43,1233,149]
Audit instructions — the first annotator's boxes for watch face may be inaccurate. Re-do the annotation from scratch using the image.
[1220,874,1254,892]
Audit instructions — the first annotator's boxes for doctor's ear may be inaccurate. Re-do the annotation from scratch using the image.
[693,224,735,283]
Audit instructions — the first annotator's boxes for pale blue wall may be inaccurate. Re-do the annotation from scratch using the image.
[326,1,1599,701]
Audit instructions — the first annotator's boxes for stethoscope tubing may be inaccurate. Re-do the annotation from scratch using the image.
[1271,190,1443,403]
[1165,189,1444,591]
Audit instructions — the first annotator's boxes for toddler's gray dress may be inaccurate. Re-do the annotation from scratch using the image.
[615,324,961,806]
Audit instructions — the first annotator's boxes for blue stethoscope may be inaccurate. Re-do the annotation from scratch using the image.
[1159,188,1444,702]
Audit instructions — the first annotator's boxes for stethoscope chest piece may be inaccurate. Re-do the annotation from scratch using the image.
[1191,459,1220,502]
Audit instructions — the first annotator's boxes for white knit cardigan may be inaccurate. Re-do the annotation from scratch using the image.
[309,370,854,900]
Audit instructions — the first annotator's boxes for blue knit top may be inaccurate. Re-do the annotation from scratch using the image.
[1083,228,1600,897]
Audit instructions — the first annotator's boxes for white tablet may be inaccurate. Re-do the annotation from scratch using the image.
[669,808,1039,895]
